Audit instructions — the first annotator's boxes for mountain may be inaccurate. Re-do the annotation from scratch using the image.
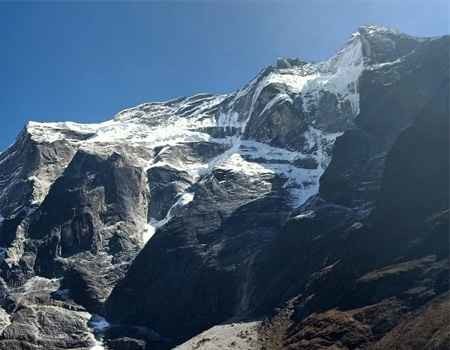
[0,25,448,349]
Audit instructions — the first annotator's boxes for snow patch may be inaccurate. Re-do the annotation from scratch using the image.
[293,210,316,220]
[363,25,398,36]
[217,152,273,178]
[142,223,156,245]
[216,111,242,130]
[236,127,341,207]
[14,276,61,295]
[89,315,111,333]
[179,192,195,206]
[89,334,106,350]
[87,314,111,350]
[145,191,196,244]
[369,57,403,70]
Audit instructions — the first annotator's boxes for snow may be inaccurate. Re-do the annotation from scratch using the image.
[28,175,53,205]
[23,32,359,159]
[19,29,367,216]
[316,34,365,115]
[235,127,342,207]
[175,321,261,350]
[27,120,101,144]
[142,223,156,245]
[257,67,319,97]
[88,332,106,350]
[217,152,272,178]
[0,308,10,334]
[258,93,293,117]
[146,126,338,209]
[240,140,300,162]
[350,222,364,230]
[14,276,61,295]
[369,58,403,70]
[158,191,195,225]
[293,210,316,220]
[90,342,105,350]
[7,276,110,350]
[25,94,227,150]
[0,27,420,348]
[362,25,398,36]
[216,111,243,130]
[179,192,195,206]
[89,314,111,332]
[87,314,111,350]
[144,191,196,245]
[244,32,364,120]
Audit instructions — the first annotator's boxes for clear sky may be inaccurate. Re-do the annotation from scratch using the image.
[1,0,448,150]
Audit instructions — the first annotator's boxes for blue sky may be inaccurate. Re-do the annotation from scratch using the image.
[1,0,448,150]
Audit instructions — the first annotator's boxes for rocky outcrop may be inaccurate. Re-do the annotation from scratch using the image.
[107,169,290,341]
[369,293,450,350]
[320,34,450,207]
[256,73,449,350]
[0,277,95,350]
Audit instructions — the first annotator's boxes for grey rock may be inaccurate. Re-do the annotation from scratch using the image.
[107,337,146,350]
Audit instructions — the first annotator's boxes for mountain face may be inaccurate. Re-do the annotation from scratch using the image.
[0,26,448,349]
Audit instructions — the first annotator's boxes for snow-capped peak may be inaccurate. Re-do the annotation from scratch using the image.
[4,27,412,227]
[359,24,400,36]
[238,29,364,125]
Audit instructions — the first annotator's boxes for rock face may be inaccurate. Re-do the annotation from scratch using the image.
[251,40,450,350]
[0,25,448,349]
